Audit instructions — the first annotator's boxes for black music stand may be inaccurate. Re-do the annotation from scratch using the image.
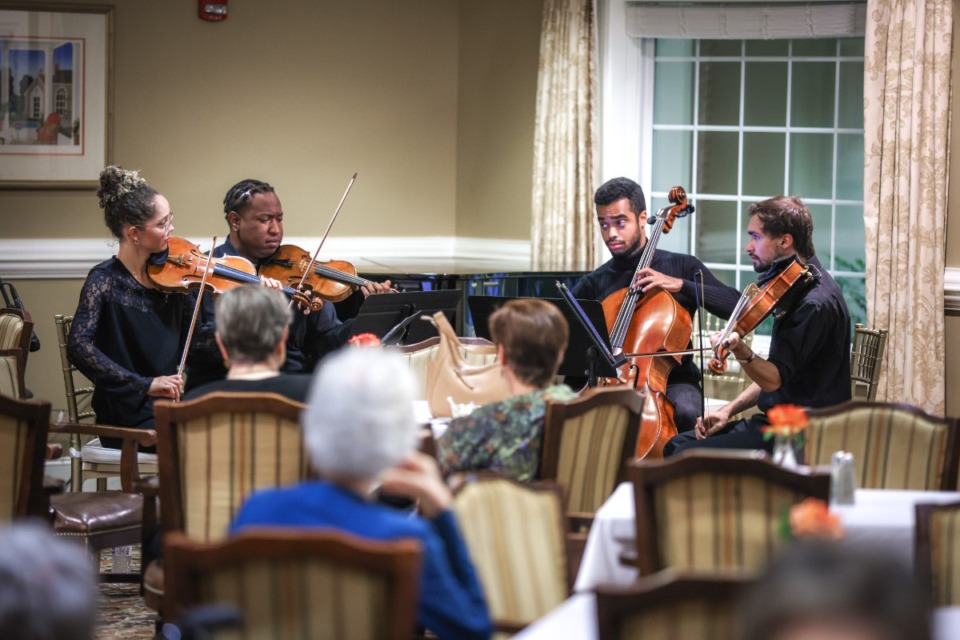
[467,295,622,385]
[350,290,462,346]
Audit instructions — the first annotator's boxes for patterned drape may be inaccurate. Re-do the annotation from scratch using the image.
[531,0,597,271]
[863,0,952,413]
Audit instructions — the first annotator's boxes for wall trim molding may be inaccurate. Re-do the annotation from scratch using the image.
[945,267,960,312]
[0,236,533,279]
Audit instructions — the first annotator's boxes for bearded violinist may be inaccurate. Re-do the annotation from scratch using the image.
[187,178,393,390]
[571,177,740,433]
[664,195,851,455]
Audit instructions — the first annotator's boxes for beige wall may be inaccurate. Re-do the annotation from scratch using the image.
[3,0,545,408]
[456,0,544,239]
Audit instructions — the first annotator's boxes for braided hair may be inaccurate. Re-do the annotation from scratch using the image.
[222,179,276,219]
[97,166,159,239]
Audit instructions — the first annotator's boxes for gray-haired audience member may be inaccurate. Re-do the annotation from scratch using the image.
[0,523,97,640]
[738,541,929,640]
[230,347,492,639]
[184,285,311,402]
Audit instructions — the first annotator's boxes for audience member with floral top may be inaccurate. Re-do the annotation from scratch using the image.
[436,298,576,481]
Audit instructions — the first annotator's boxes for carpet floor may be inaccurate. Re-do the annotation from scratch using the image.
[95,546,156,640]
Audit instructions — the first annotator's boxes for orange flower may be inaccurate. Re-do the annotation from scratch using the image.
[789,498,844,540]
[763,404,810,437]
[347,333,382,348]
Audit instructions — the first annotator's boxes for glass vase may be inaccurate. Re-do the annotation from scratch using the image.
[772,434,799,469]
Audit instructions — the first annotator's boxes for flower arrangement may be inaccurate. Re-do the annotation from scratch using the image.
[763,404,809,468]
[347,333,382,348]
[782,497,844,540]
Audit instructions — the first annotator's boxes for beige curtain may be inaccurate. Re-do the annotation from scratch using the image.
[863,0,952,413]
[531,0,597,271]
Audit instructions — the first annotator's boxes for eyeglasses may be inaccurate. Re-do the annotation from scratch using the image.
[145,214,174,232]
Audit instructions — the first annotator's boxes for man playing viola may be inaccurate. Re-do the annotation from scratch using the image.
[187,178,392,389]
[572,177,740,433]
[664,195,851,455]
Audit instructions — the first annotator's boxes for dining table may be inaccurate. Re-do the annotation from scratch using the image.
[574,481,960,593]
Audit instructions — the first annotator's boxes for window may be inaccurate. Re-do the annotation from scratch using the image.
[647,37,866,331]
[56,88,67,115]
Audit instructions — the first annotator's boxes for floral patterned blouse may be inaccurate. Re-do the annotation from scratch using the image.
[435,384,577,481]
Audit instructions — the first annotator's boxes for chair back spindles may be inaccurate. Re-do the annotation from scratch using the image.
[851,323,888,401]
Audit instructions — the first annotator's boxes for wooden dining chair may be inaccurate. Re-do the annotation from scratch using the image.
[55,313,159,492]
[629,450,830,576]
[596,569,751,640]
[915,500,960,606]
[452,473,569,637]
[0,394,49,521]
[539,387,642,578]
[805,401,960,490]
[164,528,422,640]
[145,392,308,614]
[850,323,888,401]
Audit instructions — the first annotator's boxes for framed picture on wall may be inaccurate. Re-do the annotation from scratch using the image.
[0,3,112,189]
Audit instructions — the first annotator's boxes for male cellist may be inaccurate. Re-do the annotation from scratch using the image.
[572,177,740,433]
[187,178,392,390]
[664,195,851,455]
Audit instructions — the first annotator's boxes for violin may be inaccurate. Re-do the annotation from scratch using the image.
[600,186,694,459]
[147,237,322,311]
[258,244,386,303]
[708,254,815,374]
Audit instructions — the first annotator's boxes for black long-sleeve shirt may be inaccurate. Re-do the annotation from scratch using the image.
[68,257,209,429]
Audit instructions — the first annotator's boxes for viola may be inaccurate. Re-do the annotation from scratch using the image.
[147,237,322,311]
[708,254,814,374]
[258,244,386,303]
[600,185,694,459]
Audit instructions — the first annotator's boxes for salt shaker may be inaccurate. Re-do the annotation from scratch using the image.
[830,451,857,505]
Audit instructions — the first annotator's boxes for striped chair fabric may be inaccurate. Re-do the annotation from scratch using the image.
[452,474,568,636]
[630,450,831,576]
[389,336,497,401]
[596,570,750,640]
[540,387,642,515]
[806,401,960,491]
[155,393,309,542]
[0,395,48,521]
[0,309,30,355]
[0,349,23,399]
[916,500,960,606]
[163,528,421,640]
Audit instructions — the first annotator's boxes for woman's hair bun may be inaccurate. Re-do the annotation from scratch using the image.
[97,165,147,209]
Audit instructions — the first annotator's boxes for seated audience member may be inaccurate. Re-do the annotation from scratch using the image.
[0,523,97,640]
[436,298,576,481]
[230,347,492,640]
[738,541,929,640]
[184,285,311,402]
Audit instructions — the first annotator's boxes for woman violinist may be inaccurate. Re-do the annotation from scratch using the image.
[571,177,740,433]
[664,195,852,456]
[186,179,393,390]
[68,166,215,446]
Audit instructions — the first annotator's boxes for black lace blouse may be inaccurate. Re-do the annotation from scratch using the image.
[68,257,200,430]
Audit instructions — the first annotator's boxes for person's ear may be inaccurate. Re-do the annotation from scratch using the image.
[227,211,241,232]
[779,233,795,252]
[497,343,506,367]
[214,333,230,367]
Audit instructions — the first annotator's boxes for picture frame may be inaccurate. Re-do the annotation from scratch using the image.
[0,3,112,189]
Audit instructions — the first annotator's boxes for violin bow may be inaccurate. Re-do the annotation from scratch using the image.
[291,173,358,306]
[177,236,218,386]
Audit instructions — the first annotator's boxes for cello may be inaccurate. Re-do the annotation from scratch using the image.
[600,186,694,459]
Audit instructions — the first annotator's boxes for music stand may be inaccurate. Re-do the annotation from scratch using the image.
[467,295,621,383]
[350,290,462,346]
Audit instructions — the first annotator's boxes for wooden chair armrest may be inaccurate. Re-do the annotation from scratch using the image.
[135,474,160,498]
[42,475,65,495]
[48,422,157,493]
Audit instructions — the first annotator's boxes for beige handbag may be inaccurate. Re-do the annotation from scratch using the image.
[425,312,510,418]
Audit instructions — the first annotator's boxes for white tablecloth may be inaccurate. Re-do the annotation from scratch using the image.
[512,593,597,640]
[574,483,960,592]
[509,595,959,640]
